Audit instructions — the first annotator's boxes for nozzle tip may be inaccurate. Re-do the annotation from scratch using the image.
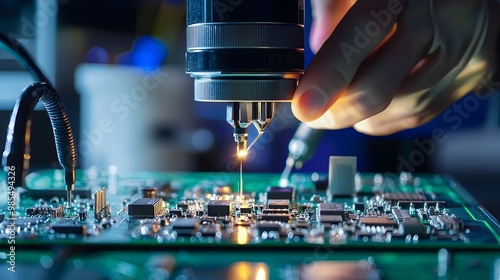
[237,149,248,158]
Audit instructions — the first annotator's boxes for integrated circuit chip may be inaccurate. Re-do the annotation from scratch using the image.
[207,200,232,216]
[402,217,428,236]
[257,222,281,233]
[171,218,200,236]
[51,224,87,236]
[169,209,183,217]
[239,206,252,214]
[260,213,290,222]
[319,215,343,225]
[128,198,163,218]
[384,193,426,205]
[267,186,295,200]
[359,216,397,228]
[268,199,289,209]
[318,203,344,216]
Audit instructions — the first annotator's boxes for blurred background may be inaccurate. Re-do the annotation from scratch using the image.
[0,0,499,218]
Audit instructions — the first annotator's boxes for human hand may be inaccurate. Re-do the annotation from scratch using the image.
[292,0,499,135]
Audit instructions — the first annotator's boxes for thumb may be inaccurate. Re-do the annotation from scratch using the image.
[310,0,356,53]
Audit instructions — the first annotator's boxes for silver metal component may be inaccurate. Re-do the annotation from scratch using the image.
[227,102,276,153]
[235,134,248,156]
[67,190,72,208]
[187,23,304,50]
[254,102,275,132]
[227,102,253,130]
[194,79,297,102]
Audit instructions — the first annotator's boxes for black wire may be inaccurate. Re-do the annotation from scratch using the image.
[2,82,77,189]
[1,32,76,190]
[0,33,51,84]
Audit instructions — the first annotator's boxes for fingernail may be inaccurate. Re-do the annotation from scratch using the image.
[297,88,328,119]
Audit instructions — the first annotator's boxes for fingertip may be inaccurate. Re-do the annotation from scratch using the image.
[353,122,387,136]
[291,88,330,122]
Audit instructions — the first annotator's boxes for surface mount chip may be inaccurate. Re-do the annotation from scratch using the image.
[171,218,200,236]
[207,200,232,216]
[268,199,290,209]
[51,224,87,236]
[318,203,344,216]
[128,198,163,218]
[359,216,398,228]
[267,186,295,200]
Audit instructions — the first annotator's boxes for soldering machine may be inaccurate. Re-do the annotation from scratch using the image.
[186,0,305,157]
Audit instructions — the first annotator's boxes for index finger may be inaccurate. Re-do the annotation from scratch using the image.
[292,0,408,122]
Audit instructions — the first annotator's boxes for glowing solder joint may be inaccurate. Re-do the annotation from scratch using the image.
[234,130,248,159]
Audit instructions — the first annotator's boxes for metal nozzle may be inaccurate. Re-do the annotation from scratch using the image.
[235,132,248,158]
[227,102,276,156]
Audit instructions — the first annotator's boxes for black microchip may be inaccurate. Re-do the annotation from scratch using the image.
[267,186,295,200]
[403,217,428,236]
[52,224,87,236]
[359,217,397,228]
[262,209,289,215]
[319,215,343,225]
[384,193,426,205]
[78,209,88,221]
[207,200,231,216]
[260,214,290,222]
[240,206,252,214]
[268,199,290,209]
[318,203,344,216]
[171,218,199,236]
[169,209,183,217]
[257,222,281,233]
[353,203,365,212]
[171,218,199,230]
[128,198,163,218]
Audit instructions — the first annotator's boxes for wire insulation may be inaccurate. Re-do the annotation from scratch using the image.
[1,33,76,190]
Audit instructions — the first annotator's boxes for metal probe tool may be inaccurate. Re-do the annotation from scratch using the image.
[279,123,323,187]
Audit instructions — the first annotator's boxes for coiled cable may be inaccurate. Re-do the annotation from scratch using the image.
[1,33,76,197]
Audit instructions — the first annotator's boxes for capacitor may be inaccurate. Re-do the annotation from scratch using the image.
[142,187,157,198]
[328,156,357,197]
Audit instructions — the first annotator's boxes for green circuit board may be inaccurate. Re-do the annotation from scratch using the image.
[1,170,499,279]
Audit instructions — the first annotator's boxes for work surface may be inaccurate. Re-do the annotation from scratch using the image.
[1,170,499,280]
